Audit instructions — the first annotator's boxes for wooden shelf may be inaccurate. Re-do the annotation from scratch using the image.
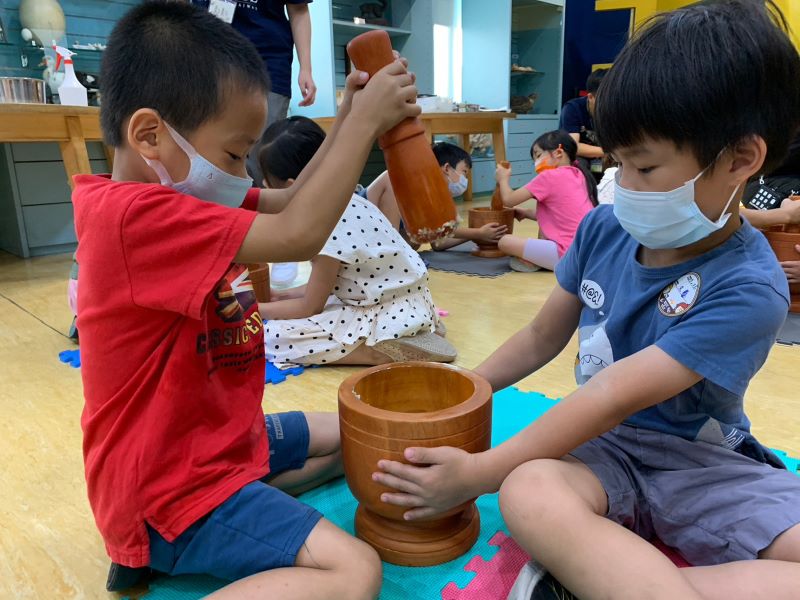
[332,19,412,38]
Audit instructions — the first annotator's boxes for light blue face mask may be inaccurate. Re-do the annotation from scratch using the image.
[142,122,253,208]
[447,170,469,198]
[613,161,740,249]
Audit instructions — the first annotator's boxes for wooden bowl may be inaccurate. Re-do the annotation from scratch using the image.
[467,207,515,257]
[338,362,493,566]
[762,226,800,313]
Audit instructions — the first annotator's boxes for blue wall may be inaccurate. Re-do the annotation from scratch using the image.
[561,2,629,103]
[0,1,140,82]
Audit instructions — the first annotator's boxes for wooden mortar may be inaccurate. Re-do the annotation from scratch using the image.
[246,264,270,303]
[468,160,515,258]
[347,31,458,245]
[762,226,800,313]
[338,362,492,566]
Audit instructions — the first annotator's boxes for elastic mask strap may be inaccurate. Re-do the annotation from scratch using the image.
[717,184,741,223]
[142,155,174,186]
[163,122,198,160]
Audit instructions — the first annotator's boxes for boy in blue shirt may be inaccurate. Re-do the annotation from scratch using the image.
[374,2,800,598]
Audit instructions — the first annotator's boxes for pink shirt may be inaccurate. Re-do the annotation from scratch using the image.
[524,166,593,256]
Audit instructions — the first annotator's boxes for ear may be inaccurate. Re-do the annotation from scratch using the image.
[285,177,296,187]
[262,178,269,188]
[127,108,165,160]
[727,136,767,185]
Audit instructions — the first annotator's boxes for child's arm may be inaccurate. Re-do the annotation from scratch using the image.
[430,223,508,251]
[237,62,420,264]
[258,256,339,320]
[270,285,307,301]
[374,285,701,520]
[741,196,800,229]
[496,163,534,207]
[513,206,537,221]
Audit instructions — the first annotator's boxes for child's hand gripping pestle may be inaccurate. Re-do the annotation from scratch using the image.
[347,30,458,244]
[491,161,511,211]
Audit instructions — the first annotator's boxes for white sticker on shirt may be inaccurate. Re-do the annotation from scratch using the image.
[576,321,614,384]
[209,0,237,23]
[657,272,701,317]
[580,279,605,309]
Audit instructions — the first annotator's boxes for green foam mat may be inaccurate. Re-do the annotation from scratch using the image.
[136,388,799,599]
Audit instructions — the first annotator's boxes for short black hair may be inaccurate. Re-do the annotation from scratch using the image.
[586,69,608,95]
[532,129,598,206]
[100,1,270,147]
[259,116,326,184]
[596,0,800,174]
[432,142,472,169]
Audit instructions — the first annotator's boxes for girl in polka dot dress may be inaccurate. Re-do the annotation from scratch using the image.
[257,117,456,366]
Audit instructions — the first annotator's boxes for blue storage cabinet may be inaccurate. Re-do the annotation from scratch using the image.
[462,0,565,193]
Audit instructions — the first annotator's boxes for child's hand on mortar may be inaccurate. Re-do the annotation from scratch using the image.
[373,446,486,521]
[476,222,508,243]
[350,58,420,138]
[780,196,800,225]
[781,246,800,284]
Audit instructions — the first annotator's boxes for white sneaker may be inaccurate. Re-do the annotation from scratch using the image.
[271,262,299,286]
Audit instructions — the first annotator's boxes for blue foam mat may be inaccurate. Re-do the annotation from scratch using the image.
[131,387,800,599]
[136,388,558,600]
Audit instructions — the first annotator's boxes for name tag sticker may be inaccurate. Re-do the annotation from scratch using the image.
[209,0,237,23]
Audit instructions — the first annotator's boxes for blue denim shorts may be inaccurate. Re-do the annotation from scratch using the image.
[147,411,323,580]
[571,424,800,566]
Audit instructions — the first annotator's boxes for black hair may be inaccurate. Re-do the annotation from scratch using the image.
[259,116,326,185]
[586,68,608,95]
[100,1,270,147]
[432,142,472,170]
[595,0,800,175]
[532,130,598,206]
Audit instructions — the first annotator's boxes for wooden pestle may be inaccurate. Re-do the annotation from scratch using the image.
[246,264,270,303]
[346,30,458,244]
[490,161,511,211]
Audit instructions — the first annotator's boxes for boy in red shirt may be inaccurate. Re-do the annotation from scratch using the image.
[74,2,419,598]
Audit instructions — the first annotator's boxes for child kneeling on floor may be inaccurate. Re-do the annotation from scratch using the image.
[495,130,597,272]
[258,116,456,366]
[74,2,420,598]
[373,2,800,599]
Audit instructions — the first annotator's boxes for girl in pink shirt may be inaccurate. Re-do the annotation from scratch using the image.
[495,130,598,271]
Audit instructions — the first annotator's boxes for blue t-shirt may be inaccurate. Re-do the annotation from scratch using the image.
[559,96,598,147]
[556,206,789,464]
[233,0,311,98]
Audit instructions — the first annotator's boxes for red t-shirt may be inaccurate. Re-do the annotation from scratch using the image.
[74,176,266,567]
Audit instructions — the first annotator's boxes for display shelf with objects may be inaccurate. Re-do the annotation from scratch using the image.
[461,0,564,191]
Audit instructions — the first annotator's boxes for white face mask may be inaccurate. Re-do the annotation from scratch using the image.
[613,158,740,249]
[142,122,253,208]
[448,172,469,197]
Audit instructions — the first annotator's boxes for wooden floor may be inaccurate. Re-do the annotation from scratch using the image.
[1,204,798,598]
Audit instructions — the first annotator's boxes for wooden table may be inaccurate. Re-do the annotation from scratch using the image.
[0,104,112,190]
[315,111,516,202]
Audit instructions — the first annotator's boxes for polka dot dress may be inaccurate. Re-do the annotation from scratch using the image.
[265,195,437,366]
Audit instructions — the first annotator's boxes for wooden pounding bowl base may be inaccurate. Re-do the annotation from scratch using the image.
[762,228,800,313]
[468,207,515,258]
[338,363,493,566]
[355,503,480,566]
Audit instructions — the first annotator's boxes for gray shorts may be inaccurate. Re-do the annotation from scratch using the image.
[571,425,800,566]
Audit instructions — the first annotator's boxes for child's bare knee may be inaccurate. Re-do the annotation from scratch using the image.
[339,539,382,600]
[499,459,572,520]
